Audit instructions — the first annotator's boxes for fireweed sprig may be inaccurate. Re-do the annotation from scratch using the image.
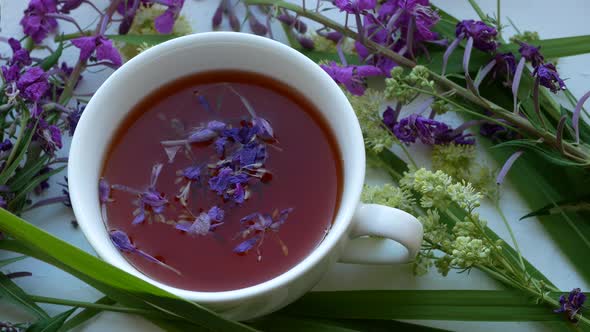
[245,0,590,168]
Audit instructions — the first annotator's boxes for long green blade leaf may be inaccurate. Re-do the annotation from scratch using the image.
[57,296,115,332]
[0,272,49,319]
[281,290,560,322]
[0,255,27,268]
[0,210,255,332]
[26,308,76,332]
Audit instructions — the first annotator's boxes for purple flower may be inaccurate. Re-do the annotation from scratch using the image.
[181,165,201,181]
[59,0,83,13]
[233,208,293,256]
[392,114,473,145]
[252,117,275,141]
[214,136,228,157]
[233,142,267,167]
[17,67,50,102]
[333,0,376,14]
[0,140,13,152]
[187,120,226,143]
[208,167,233,195]
[110,229,180,274]
[297,36,315,50]
[111,163,168,224]
[99,178,112,203]
[248,15,268,36]
[518,42,544,68]
[534,63,566,93]
[175,206,225,236]
[154,0,185,34]
[208,166,250,204]
[8,38,32,67]
[277,14,308,34]
[455,20,498,52]
[71,35,122,67]
[321,62,382,96]
[382,106,396,128]
[35,118,63,153]
[493,52,516,78]
[2,65,20,83]
[554,288,586,322]
[20,0,59,43]
[66,103,84,136]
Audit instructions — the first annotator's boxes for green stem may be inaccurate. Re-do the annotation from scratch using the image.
[3,112,28,171]
[246,0,590,165]
[496,0,502,39]
[494,200,526,273]
[29,295,174,318]
[466,0,487,22]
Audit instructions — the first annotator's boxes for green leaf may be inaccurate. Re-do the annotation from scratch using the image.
[0,255,27,268]
[501,35,590,59]
[8,155,50,192]
[106,34,181,46]
[281,290,560,322]
[492,140,587,167]
[26,308,75,332]
[521,195,590,220]
[8,165,67,210]
[0,210,255,332]
[0,124,36,185]
[250,315,450,332]
[39,40,63,71]
[0,272,49,319]
[57,296,114,332]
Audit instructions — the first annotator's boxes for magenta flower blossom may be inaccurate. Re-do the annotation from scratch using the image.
[20,0,59,44]
[234,208,293,257]
[154,0,185,34]
[455,20,498,52]
[333,0,377,14]
[390,114,474,145]
[533,63,566,93]
[518,42,544,68]
[554,288,586,322]
[71,35,123,67]
[17,67,50,102]
[8,38,32,67]
[175,206,225,236]
[35,118,63,153]
[321,62,382,96]
[110,229,180,274]
[111,163,168,224]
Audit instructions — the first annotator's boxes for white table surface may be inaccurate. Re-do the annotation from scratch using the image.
[0,0,589,331]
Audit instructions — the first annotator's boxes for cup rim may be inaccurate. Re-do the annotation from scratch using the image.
[69,32,366,303]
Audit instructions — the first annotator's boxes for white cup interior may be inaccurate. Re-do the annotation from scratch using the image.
[68,32,366,303]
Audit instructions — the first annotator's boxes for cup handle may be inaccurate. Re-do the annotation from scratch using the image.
[338,203,423,264]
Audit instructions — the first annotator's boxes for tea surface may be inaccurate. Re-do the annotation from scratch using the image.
[101,71,342,291]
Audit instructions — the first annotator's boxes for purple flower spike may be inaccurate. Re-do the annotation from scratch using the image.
[455,20,497,52]
[534,63,566,93]
[71,35,122,67]
[393,114,473,146]
[35,118,63,153]
[17,67,50,102]
[321,62,382,96]
[110,229,180,274]
[154,0,185,34]
[333,0,376,14]
[8,38,32,67]
[20,0,59,44]
[554,288,586,322]
[518,42,544,68]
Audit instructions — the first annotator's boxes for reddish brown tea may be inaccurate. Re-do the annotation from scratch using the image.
[101,71,342,291]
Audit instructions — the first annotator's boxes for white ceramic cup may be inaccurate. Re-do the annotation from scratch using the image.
[69,32,423,321]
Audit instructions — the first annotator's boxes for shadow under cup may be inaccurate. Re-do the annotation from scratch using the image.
[69,32,366,319]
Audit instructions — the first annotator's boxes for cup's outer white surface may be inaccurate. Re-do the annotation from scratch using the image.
[69,32,420,320]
